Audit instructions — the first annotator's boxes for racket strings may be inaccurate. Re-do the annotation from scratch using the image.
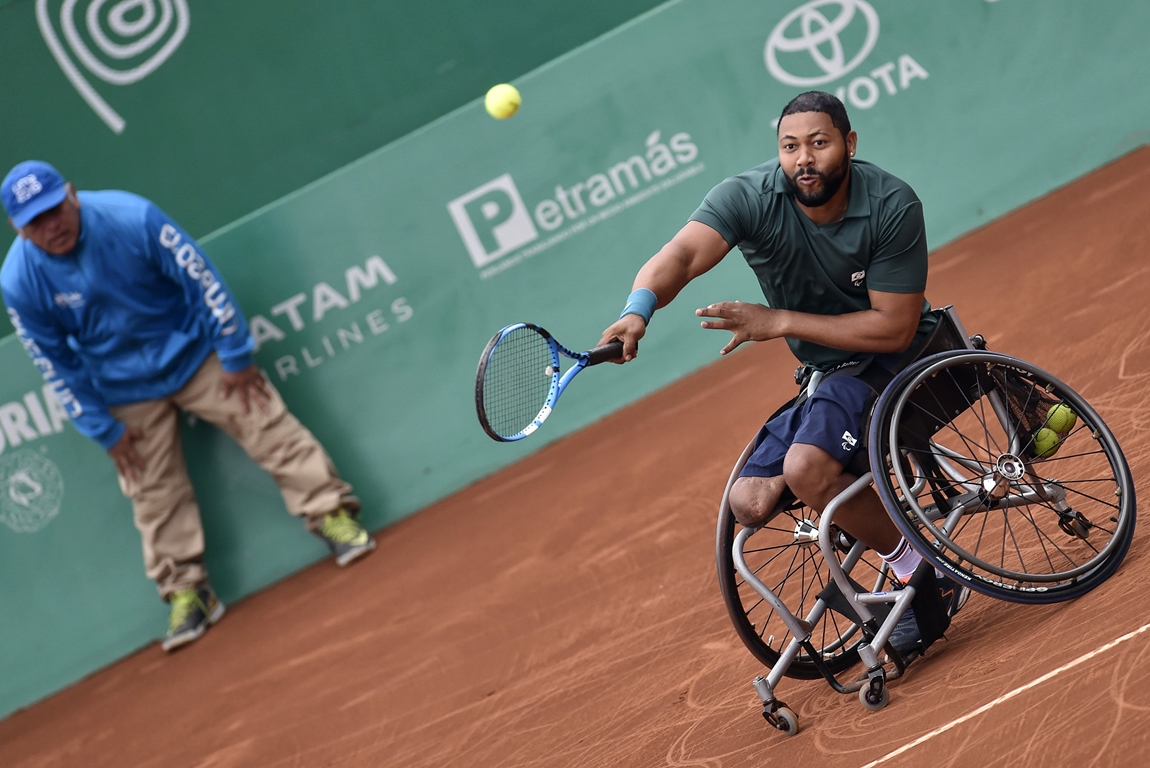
[482,327,555,438]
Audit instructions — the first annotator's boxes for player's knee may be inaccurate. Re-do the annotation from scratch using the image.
[782,446,838,507]
[729,477,784,527]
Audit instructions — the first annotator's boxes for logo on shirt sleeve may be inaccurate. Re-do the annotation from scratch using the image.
[53,292,85,309]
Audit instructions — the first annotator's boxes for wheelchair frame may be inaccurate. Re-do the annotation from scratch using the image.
[717,306,1136,734]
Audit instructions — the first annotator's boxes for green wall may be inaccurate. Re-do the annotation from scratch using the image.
[1,0,1148,719]
[0,0,668,336]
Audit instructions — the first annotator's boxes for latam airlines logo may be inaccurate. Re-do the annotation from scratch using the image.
[765,0,929,111]
[448,131,704,277]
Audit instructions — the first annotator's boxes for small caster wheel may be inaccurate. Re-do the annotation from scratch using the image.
[860,684,890,711]
[761,702,799,735]
[774,706,799,735]
[1058,510,1092,539]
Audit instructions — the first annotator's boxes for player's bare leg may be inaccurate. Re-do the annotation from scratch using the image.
[781,442,901,554]
[729,476,789,527]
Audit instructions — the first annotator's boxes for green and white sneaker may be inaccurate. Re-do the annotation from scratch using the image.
[163,585,226,652]
[314,509,376,566]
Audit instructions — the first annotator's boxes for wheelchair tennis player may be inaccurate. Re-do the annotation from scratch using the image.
[598,91,968,661]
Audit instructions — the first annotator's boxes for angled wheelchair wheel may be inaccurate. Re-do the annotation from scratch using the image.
[717,435,893,679]
[868,350,1136,604]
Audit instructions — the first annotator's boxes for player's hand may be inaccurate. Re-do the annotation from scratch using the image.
[219,364,271,415]
[696,301,786,355]
[597,314,647,363]
[108,427,146,483]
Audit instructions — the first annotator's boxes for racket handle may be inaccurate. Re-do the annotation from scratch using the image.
[585,340,625,366]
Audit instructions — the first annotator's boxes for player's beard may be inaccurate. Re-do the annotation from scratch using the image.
[786,154,850,208]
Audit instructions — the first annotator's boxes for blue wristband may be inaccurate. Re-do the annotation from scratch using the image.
[620,288,657,325]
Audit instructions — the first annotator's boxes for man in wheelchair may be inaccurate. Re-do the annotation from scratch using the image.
[599,91,968,661]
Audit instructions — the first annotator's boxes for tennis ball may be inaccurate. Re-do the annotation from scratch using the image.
[485,84,521,119]
[1046,404,1077,434]
[1032,427,1061,459]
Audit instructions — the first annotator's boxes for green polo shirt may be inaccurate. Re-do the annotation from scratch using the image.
[690,158,932,370]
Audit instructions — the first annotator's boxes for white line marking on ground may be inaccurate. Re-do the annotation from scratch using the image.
[860,621,1150,768]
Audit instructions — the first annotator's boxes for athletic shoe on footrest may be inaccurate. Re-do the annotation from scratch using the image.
[888,575,970,660]
[314,509,376,566]
[937,574,971,618]
[163,585,226,652]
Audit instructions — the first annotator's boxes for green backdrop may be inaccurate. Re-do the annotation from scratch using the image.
[0,0,668,336]
[1,0,1148,719]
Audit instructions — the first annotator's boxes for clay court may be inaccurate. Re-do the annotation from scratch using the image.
[3,148,1150,767]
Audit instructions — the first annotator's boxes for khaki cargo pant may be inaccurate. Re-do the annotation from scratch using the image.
[109,354,357,599]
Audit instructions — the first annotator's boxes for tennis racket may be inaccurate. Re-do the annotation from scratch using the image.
[475,323,623,442]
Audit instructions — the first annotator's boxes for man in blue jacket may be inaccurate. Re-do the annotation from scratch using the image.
[1,161,375,651]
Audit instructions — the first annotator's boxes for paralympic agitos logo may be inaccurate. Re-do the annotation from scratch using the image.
[765,0,929,111]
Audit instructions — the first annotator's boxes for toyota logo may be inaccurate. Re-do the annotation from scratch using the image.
[765,0,880,87]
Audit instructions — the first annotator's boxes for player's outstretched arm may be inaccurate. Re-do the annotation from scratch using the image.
[696,289,925,356]
[598,221,731,362]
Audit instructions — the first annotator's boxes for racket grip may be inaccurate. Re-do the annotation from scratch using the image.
[585,340,624,366]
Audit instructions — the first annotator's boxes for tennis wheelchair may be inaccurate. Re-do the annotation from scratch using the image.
[715,306,1136,735]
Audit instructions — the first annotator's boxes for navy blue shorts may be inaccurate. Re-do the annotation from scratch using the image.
[740,374,874,478]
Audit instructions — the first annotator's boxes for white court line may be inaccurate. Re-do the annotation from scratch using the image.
[860,621,1150,768]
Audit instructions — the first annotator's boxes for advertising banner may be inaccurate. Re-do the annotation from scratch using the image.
[1,0,1148,718]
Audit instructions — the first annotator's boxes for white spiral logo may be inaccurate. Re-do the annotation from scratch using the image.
[37,0,190,134]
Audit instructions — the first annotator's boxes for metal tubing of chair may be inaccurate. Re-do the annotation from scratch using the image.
[806,369,825,398]
[764,634,810,690]
[731,527,814,641]
[818,472,877,623]
[860,586,916,651]
[752,675,776,704]
[930,447,986,490]
[943,306,975,350]
[987,388,1022,456]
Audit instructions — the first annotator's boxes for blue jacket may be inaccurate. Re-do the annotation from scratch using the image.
[1,190,254,450]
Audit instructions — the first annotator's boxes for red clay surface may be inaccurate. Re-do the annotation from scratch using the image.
[3,148,1150,768]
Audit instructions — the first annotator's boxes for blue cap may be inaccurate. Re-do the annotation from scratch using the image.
[3,161,69,228]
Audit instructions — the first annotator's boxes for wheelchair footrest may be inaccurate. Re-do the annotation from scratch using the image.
[907,561,952,651]
[816,573,891,627]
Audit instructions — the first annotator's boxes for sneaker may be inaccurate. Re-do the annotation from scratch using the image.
[163,585,226,652]
[938,574,971,617]
[314,509,376,566]
[887,575,970,659]
[888,606,923,658]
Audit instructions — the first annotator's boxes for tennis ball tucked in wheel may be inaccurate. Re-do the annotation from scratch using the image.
[1032,427,1061,459]
[1046,403,1077,434]
[485,84,521,119]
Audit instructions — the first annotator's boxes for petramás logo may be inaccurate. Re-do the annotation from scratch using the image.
[448,131,703,278]
[765,0,929,111]
[448,175,538,269]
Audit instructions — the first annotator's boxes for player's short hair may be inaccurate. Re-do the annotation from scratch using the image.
[777,91,852,140]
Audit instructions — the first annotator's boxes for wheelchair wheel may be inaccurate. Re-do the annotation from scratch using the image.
[717,442,893,679]
[868,350,1136,604]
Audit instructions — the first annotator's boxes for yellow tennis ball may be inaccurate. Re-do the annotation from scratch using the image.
[1032,427,1061,459]
[485,84,521,119]
[1046,404,1077,434]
